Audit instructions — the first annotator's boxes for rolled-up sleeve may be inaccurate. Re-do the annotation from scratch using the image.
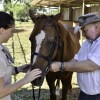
[74,54,79,61]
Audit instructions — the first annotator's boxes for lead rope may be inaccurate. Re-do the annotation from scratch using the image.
[30,53,36,100]
[38,86,41,100]
[30,52,42,100]
[32,84,35,100]
[31,71,42,100]
[31,84,41,100]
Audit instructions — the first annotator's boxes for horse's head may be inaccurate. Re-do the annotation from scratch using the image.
[29,10,63,86]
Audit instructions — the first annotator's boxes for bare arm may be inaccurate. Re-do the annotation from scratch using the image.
[50,59,100,72]
[0,77,26,98]
[12,64,30,75]
[64,59,100,72]
[0,69,41,99]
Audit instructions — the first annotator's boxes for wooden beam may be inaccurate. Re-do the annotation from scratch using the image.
[30,0,100,7]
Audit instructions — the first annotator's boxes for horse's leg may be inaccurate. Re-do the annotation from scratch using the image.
[46,72,57,100]
[61,74,72,100]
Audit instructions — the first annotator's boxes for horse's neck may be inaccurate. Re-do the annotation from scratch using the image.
[54,28,80,62]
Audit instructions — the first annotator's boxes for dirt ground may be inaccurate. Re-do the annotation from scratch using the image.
[12,73,80,100]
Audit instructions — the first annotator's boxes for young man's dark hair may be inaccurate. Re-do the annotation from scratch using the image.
[0,11,15,29]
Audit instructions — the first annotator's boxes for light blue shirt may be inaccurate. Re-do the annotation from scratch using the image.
[74,37,100,95]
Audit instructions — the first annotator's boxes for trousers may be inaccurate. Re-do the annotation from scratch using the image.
[78,91,100,100]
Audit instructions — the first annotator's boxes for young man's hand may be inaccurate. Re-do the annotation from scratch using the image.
[23,69,42,84]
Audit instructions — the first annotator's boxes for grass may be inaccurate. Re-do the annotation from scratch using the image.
[4,21,79,100]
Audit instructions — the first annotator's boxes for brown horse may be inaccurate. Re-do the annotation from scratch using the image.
[29,10,80,100]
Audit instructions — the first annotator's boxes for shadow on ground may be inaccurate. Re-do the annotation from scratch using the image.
[14,29,26,33]
[12,87,80,100]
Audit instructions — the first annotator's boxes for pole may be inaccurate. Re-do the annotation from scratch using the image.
[81,0,85,44]
[82,0,85,15]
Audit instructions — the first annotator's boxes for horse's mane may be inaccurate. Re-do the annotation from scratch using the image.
[55,22,80,61]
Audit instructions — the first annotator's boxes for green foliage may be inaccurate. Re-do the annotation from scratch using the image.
[4,2,12,12]
[15,4,29,21]
[3,0,33,21]
[3,0,59,21]
[4,3,31,21]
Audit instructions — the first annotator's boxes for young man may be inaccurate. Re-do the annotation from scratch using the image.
[50,12,100,100]
[0,11,41,100]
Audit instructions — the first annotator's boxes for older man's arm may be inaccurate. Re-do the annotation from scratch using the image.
[50,59,100,72]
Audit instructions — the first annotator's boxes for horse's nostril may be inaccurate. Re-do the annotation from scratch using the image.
[31,76,44,86]
[36,76,42,82]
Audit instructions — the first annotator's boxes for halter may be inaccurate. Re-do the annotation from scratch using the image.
[30,23,61,100]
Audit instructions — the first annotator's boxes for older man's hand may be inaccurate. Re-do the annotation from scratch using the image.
[50,62,61,72]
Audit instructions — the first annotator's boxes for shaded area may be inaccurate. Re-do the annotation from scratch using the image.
[14,29,26,33]
[12,87,80,100]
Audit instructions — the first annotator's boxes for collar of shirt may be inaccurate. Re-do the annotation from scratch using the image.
[87,36,100,44]
[0,45,14,63]
[95,36,100,42]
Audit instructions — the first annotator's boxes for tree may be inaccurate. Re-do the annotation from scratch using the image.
[3,0,32,20]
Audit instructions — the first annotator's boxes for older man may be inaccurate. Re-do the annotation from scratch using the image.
[50,12,100,100]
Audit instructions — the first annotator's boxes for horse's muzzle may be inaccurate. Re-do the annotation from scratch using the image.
[31,76,44,86]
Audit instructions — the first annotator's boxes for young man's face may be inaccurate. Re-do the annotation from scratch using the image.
[82,23,99,41]
[1,24,15,43]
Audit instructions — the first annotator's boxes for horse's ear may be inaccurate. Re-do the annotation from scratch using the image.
[29,9,37,23]
[52,12,64,22]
